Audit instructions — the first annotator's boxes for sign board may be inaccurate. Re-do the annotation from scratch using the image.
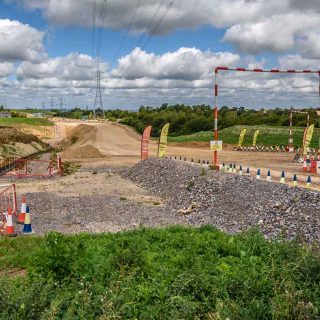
[210,140,223,151]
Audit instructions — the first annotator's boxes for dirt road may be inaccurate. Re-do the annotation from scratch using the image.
[54,120,320,188]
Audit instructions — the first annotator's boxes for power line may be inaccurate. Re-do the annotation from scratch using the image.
[135,0,167,49]
[112,0,143,64]
[110,0,175,95]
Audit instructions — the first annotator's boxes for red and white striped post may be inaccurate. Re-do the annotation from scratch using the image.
[213,68,218,168]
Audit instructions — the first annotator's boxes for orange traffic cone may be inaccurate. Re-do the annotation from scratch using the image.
[5,208,17,237]
[18,195,27,224]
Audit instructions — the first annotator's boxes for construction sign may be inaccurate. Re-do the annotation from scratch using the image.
[141,126,152,160]
[238,128,247,147]
[303,124,314,156]
[158,123,170,157]
[253,129,260,147]
[210,140,223,151]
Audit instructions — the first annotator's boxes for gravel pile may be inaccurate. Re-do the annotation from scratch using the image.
[123,158,320,242]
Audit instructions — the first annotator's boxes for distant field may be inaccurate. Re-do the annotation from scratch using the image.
[169,125,320,148]
[0,117,53,126]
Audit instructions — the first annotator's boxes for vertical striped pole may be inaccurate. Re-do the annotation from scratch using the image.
[213,69,218,168]
[289,109,293,151]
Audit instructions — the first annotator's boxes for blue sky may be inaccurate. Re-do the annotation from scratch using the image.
[0,0,319,109]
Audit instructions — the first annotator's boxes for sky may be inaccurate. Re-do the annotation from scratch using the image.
[0,0,319,110]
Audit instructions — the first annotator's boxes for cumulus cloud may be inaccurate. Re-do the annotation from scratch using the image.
[223,13,320,53]
[16,52,105,82]
[112,47,240,82]
[0,62,14,78]
[278,54,320,69]
[5,0,320,58]
[0,19,45,62]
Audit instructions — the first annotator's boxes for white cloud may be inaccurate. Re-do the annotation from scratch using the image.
[5,0,320,58]
[223,13,320,53]
[17,53,107,84]
[112,47,240,82]
[278,54,320,69]
[0,62,14,77]
[0,19,45,62]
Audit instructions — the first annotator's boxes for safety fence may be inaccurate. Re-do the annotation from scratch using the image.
[0,156,62,178]
[0,184,17,233]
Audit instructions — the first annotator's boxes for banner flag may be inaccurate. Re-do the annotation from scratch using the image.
[303,124,314,155]
[141,126,152,160]
[253,129,260,147]
[158,123,170,157]
[238,128,247,147]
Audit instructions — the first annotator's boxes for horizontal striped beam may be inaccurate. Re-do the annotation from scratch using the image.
[215,67,320,74]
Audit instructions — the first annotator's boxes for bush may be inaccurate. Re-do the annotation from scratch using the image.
[0,227,320,319]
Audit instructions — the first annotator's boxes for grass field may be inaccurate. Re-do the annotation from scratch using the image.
[0,117,53,127]
[169,125,320,148]
[0,226,319,319]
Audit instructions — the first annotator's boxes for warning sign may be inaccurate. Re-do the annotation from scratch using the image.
[210,140,223,151]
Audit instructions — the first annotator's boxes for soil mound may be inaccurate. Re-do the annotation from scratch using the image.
[62,145,104,159]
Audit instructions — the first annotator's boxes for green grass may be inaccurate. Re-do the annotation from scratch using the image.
[0,226,320,319]
[169,125,320,148]
[0,117,53,126]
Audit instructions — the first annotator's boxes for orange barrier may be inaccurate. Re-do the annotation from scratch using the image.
[3,156,62,178]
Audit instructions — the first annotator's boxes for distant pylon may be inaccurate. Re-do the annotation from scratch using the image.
[93,59,104,118]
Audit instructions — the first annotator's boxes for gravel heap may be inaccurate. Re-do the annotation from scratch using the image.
[123,158,320,242]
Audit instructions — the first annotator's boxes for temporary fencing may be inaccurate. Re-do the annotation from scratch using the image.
[2,156,62,178]
[0,184,17,234]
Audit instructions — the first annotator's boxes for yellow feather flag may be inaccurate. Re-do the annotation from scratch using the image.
[303,124,314,156]
[238,128,247,147]
[158,123,170,157]
[253,129,260,147]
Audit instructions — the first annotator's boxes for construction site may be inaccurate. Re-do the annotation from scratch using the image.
[0,117,319,239]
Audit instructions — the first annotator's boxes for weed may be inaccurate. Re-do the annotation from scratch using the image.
[62,162,81,176]
[120,196,127,201]
[186,180,195,191]
[200,168,206,176]
[153,201,161,206]
[0,227,320,319]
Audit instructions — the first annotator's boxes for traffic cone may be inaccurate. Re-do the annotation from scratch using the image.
[18,195,27,224]
[266,170,271,181]
[293,174,298,187]
[23,206,34,235]
[221,162,225,172]
[246,167,250,176]
[239,165,243,176]
[256,169,261,179]
[280,171,285,184]
[232,164,236,173]
[5,208,17,237]
[306,176,312,189]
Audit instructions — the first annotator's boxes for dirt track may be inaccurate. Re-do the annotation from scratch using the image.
[54,120,320,189]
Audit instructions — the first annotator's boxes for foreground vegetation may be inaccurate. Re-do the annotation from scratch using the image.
[169,125,320,148]
[0,226,319,319]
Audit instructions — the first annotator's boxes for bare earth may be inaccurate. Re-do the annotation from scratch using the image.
[57,120,320,189]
